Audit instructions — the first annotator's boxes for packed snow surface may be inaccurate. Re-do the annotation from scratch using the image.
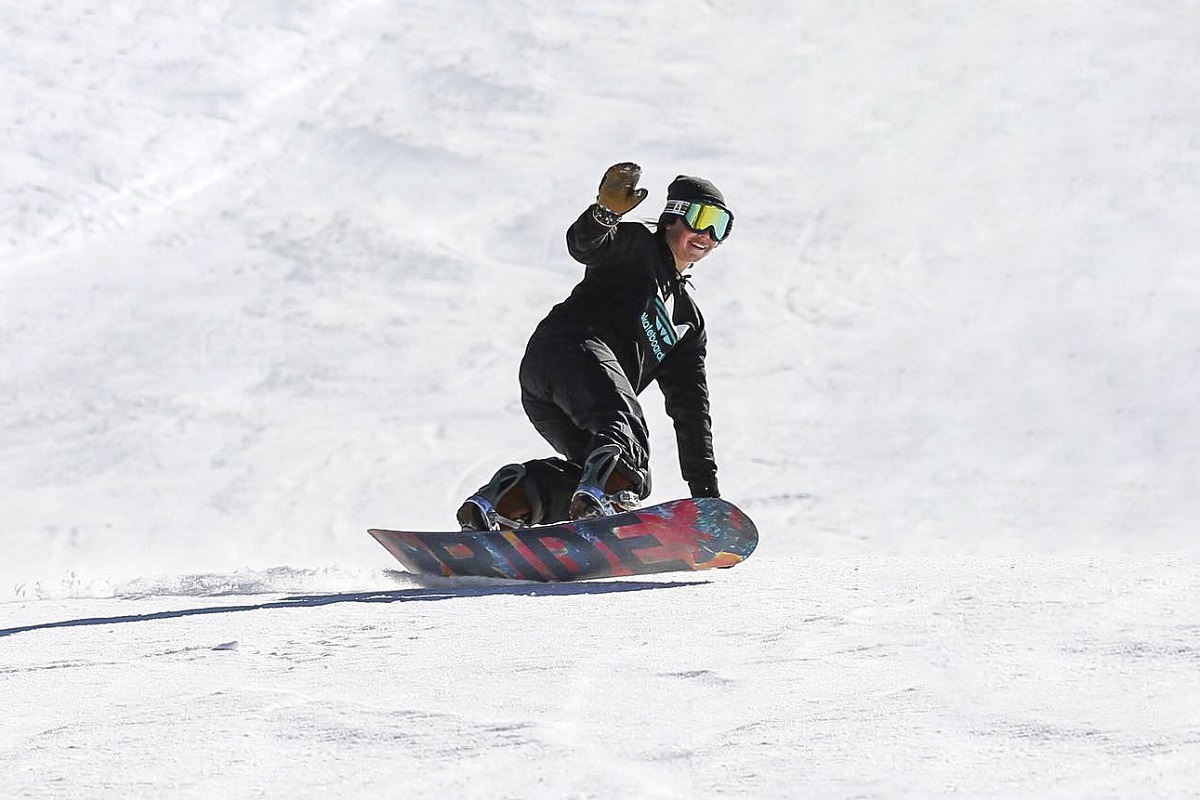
[2,1,1198,797]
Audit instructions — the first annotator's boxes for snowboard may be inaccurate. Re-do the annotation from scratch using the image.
[369,497,758,582]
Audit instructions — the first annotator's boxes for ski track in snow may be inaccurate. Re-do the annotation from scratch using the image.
[3,0,1200,797]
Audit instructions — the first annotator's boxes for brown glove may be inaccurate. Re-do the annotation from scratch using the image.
[596,162,649,215]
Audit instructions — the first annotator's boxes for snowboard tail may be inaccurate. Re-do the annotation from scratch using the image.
[369,497,757,582]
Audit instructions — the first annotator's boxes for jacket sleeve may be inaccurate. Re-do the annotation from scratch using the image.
[656,329,720,498]
[565,206,645,267]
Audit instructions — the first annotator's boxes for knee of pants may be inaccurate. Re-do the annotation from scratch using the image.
[520,457,582,525]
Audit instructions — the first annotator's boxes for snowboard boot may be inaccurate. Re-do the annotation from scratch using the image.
[457,463,533,531]
[568,444,644,521]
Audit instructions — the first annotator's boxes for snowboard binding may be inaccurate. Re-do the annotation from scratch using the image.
[456,463,530,531]
[568,444,643,521]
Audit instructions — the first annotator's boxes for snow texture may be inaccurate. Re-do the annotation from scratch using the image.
[2,0,1199,797]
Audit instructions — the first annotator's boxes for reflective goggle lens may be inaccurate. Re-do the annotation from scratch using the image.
[683,203,733,241]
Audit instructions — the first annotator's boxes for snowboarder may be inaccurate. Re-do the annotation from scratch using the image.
[457,162,734,530]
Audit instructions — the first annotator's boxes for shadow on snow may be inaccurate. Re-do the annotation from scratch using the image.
[0,578,708,638]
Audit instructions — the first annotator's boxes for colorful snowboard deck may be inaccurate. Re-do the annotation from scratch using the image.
[369,497,758,582]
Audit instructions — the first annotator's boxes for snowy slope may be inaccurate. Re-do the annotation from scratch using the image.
[2,1,1199,797]
[5,558,1200,798]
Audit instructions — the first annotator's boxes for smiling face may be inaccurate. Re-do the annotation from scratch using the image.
[663,217,720,273]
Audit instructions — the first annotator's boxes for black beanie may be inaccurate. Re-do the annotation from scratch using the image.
[667,175,728,210]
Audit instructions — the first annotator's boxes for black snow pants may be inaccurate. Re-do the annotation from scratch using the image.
[514,334,652,524]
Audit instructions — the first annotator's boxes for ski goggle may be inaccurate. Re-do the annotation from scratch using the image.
[664,200,734,242]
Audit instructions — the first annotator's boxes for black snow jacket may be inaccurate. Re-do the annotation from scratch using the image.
[529,207,719,496]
